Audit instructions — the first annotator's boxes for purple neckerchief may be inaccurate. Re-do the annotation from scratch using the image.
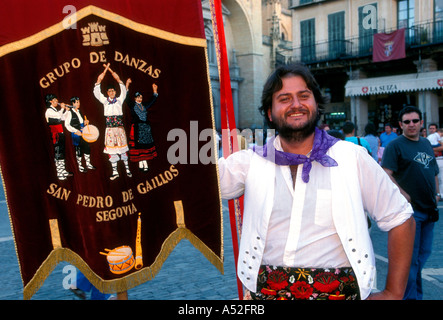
[253,127,340,183]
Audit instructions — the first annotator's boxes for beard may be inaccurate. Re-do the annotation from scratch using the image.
[271,108,319,143]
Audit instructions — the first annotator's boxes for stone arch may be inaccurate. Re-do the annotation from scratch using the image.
[222,0,265,129]
[222,0,255,57]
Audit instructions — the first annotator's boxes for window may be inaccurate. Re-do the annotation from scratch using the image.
[300,18,316,62]
[437,0,443,20]
[398,0,415,29]
[435,0,443,42]
[205,25,216,65]
[328,11,345,58]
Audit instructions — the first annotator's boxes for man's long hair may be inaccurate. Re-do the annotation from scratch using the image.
[259,63,325,129]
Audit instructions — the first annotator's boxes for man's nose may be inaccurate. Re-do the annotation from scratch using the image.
[290,95,302,108]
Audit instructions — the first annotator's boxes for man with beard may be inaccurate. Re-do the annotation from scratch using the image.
[218,63,415,300]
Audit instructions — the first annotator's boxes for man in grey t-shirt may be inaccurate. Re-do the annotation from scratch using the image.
[381,106,439,300]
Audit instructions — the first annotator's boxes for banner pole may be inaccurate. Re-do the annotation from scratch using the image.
[209,0,244,300]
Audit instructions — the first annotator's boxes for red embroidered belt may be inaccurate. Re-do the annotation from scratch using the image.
[251,265,360,300]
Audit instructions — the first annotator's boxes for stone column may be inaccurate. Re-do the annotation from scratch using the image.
[414,58,439,127]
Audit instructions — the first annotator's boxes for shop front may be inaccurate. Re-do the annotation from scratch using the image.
[345,70,443,135]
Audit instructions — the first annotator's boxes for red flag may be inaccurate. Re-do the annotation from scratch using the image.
[0,0,223,299]
[209,0,244,300]
[373,28,406,62]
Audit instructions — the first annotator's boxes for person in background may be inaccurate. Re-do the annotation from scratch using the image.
[342,121,372,155]
[364,123,380,162]
[327,129,344,140]
[427,123,442,157]
[380,123,398,148]
[381,106,439,300]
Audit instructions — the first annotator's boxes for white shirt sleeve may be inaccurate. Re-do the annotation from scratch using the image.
[93,84,106,104]
[357,148,413,231]
[64,111,75,133]
[117,82,127,104]
[218,150,253,200]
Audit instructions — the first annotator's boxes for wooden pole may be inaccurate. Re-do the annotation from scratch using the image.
[117,291,128,300]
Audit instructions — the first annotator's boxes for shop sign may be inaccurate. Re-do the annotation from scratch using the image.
[361,84,398,94]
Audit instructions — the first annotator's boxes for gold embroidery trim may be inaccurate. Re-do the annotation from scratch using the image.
[49,219,62,249]
[0,5,207,58]
[174,200,186,228]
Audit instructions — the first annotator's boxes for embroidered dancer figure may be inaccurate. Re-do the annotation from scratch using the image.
[125,80,159,172]
[45,94,72,180]
[64,96,96,173]
[94,63,131,180]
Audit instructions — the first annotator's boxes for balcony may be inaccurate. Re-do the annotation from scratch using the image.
[292,19,443,65]
[289,0,332,8]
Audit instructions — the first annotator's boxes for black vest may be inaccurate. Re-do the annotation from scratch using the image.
[69,109,83,130]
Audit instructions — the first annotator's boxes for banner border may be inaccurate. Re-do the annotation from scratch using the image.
[0,5,207,59]
[1,4,224,299]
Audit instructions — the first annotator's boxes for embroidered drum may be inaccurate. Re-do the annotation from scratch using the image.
[82,124,99,143]
[106,246,135,274]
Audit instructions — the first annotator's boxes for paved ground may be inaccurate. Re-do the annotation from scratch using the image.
[1,181,443,300]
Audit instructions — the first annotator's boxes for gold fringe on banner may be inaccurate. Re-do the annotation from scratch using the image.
[23,225,224,300]
[23,189,223,299]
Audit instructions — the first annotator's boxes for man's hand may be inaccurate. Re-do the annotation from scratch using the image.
[367,216,415,300]
[126,78,132,90]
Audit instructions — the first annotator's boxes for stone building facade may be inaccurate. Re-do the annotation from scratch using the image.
[202,0,293,130]
[203,0,443,136]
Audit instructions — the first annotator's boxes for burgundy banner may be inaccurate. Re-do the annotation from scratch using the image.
[0,0,223,299]
[373,28,406,62]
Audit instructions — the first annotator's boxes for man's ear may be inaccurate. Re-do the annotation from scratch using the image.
[267,109,272,123]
